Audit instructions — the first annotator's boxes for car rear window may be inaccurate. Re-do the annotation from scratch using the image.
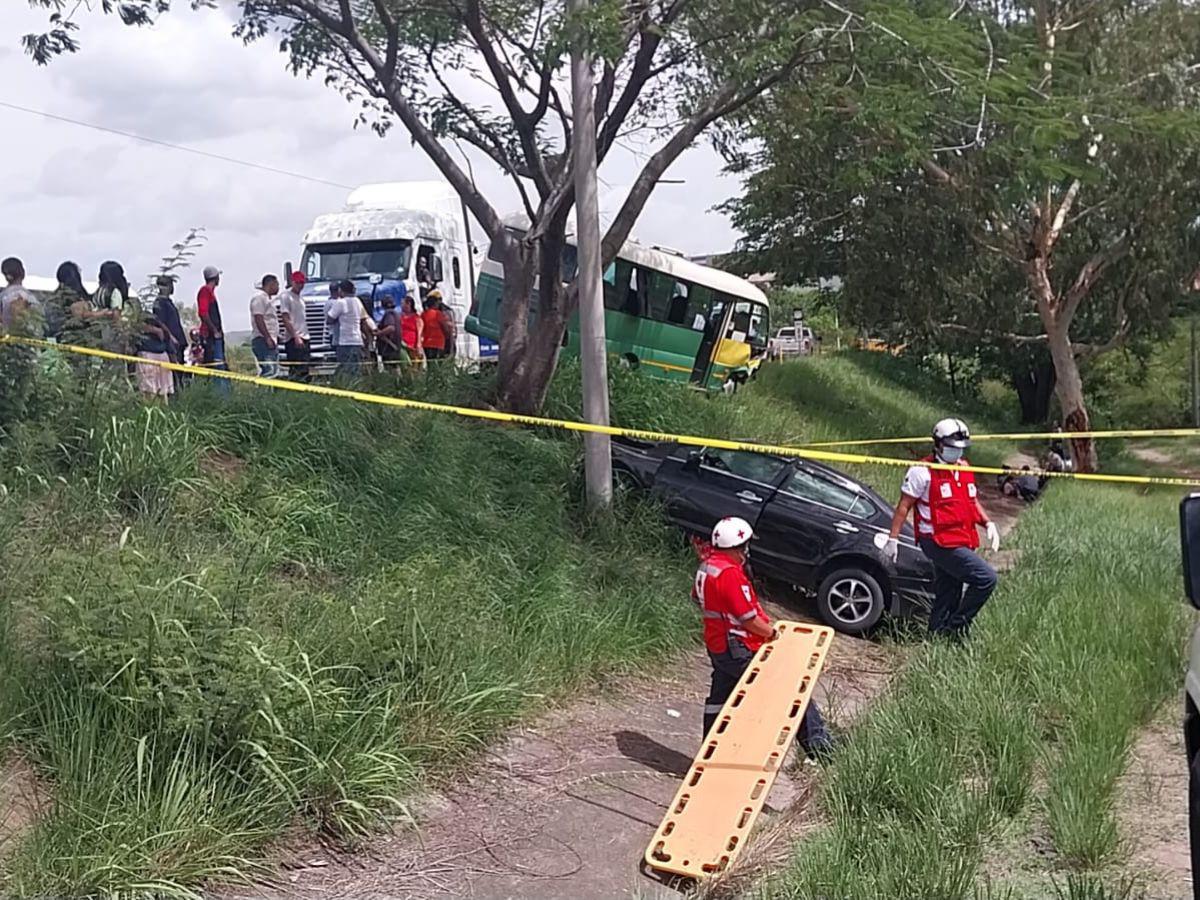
[785,468,877,519]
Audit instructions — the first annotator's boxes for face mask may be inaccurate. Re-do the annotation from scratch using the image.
[939,446,964,464]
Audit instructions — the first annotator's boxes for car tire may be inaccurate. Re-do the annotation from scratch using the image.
[612,466,641,497]
[816,568,886,635]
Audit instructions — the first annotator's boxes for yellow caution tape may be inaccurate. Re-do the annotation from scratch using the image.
[5,334,1199,489]
[808,428,1200,447]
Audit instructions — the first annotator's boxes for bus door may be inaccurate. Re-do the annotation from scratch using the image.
[689,298,731,385]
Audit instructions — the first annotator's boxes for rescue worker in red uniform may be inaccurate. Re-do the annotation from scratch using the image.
[880,418,1000,638]
[694,517,832,758]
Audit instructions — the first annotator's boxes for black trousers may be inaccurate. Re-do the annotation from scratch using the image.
[703,637,829,755]
[285,339,311,382]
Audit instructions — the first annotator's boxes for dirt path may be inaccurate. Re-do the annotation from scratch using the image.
[222,482,1026,900]
[224,623,898,900]
[1114,709,1192,900]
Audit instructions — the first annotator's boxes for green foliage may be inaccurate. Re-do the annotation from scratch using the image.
[727,0,1200,430]
[0,345,1016,896]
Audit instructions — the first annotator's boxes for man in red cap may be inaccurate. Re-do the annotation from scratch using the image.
[279,271,310,382]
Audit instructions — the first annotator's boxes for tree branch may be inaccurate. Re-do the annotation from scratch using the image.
[940,323,1048,345]
[423,41,537,221]
[1061,229,1131,324]
[284,0,506,239]
[463,0,551,196]
[596,29,663,164]
[1044,178,1081,255]
[601,45,812,263]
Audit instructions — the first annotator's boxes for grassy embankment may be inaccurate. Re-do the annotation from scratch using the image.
[761,488,1188,895]
[0,349,1006,898]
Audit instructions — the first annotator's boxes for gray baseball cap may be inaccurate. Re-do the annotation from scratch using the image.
[202,265,221,281]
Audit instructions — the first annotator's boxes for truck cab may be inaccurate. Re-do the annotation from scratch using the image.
[286,182,478,365]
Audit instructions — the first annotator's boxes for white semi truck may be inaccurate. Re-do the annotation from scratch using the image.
[284,181,484,364]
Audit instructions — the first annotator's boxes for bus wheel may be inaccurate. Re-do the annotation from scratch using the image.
[619,353,640,370]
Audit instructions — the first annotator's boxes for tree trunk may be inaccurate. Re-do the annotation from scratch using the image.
[1010,358,1056,424]
[495,229,571,415]
[1045,322,1098,473]
[496,241,536,409]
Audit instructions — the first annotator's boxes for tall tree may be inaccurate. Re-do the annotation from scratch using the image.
[727,0,1200,470]
[27,0,841,413]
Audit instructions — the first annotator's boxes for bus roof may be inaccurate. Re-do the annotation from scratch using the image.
[499,212,768,307]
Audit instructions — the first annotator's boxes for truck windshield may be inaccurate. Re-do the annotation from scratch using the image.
[301,240,413,282]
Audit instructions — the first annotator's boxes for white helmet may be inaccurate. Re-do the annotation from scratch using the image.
[932,417,971,449]
[712,517,754,549]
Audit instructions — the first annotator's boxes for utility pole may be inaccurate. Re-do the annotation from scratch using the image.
[570,0,612,510]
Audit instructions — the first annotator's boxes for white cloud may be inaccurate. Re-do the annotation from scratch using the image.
[0,3,741,330]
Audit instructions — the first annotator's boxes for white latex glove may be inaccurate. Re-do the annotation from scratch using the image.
[873,531,899,563]
[985,521,1000,552]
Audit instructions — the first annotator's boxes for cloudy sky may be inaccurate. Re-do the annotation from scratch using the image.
[0,3,742,331]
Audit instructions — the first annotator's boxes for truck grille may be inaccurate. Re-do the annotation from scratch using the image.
[305,302,329,346]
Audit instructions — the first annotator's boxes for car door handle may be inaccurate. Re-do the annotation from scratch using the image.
[834,520,859,533]
[737,490,763,503]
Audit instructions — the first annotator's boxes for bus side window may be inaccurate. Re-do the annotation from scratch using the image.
[727,300,752,339]
[624,267,644,317]
[646,270,682,323]
[604,260,632,312]
[690,286,715,331]
[748,303,768,346]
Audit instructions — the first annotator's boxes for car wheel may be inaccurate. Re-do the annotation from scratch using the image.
[612,466,641,498]
[816,568,885,635]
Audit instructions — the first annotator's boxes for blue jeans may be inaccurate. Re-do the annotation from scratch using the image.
[251,337,280,378]
[918,539,998,637]
[335,344,363,379]
[203,335,230,395]
[704,638,831,758]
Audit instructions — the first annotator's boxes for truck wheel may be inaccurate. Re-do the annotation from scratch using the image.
[816,569,885,635]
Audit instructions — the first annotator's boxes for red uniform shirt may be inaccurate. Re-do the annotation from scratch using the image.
[692,549,770,654]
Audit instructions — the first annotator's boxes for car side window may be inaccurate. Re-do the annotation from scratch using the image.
[704,449,786,484]
[786,468,876,519]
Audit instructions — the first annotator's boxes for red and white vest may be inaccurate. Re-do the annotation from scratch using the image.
[692,551,769,654]
[914,455,983,549]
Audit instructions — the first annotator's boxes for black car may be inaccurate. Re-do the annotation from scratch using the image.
[612,437,935,635]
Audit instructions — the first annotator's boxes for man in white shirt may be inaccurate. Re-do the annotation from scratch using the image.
[880,418,1000,640]
[280,272,310,381]
[327,279,372,378]
[250,275,282,378]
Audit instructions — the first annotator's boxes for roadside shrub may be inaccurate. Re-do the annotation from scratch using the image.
[92,406,203,518]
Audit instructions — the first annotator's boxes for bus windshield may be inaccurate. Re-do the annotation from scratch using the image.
[301,240,413,282]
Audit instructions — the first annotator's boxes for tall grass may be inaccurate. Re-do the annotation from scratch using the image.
[0,350,1031,896]
[766,481,1188,898]
[0,359,714,896]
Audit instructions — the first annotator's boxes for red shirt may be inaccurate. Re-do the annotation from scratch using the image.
[400,312,421,349]
[692,549,769,654]
[197,284,222,338]
[421,308,446,349]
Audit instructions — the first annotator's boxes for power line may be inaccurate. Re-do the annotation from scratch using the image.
[0,99,354,191]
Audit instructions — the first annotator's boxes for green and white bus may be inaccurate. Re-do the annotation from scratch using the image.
[466,226,770,390]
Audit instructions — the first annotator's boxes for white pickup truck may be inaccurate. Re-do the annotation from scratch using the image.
[768,325,815,360]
